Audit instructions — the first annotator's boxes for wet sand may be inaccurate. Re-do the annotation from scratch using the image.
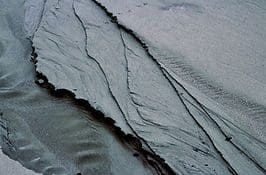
[1,0,265,175]
[0,0,157,174]
[0,147,40,175]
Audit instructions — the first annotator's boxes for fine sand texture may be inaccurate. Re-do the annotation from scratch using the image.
[0,0,156,174]
[0,0,265,175]
[31,0,266,174]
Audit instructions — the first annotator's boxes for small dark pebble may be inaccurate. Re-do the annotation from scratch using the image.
[205,164,208,166]
[225,137,232,141]
[133,153,139,157]
[77,173,82,175]
[0,112,3,116]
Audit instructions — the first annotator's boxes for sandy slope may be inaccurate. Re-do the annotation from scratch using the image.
[30,0,266,174]
[0,147,40,175]
[0,0,155,174]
